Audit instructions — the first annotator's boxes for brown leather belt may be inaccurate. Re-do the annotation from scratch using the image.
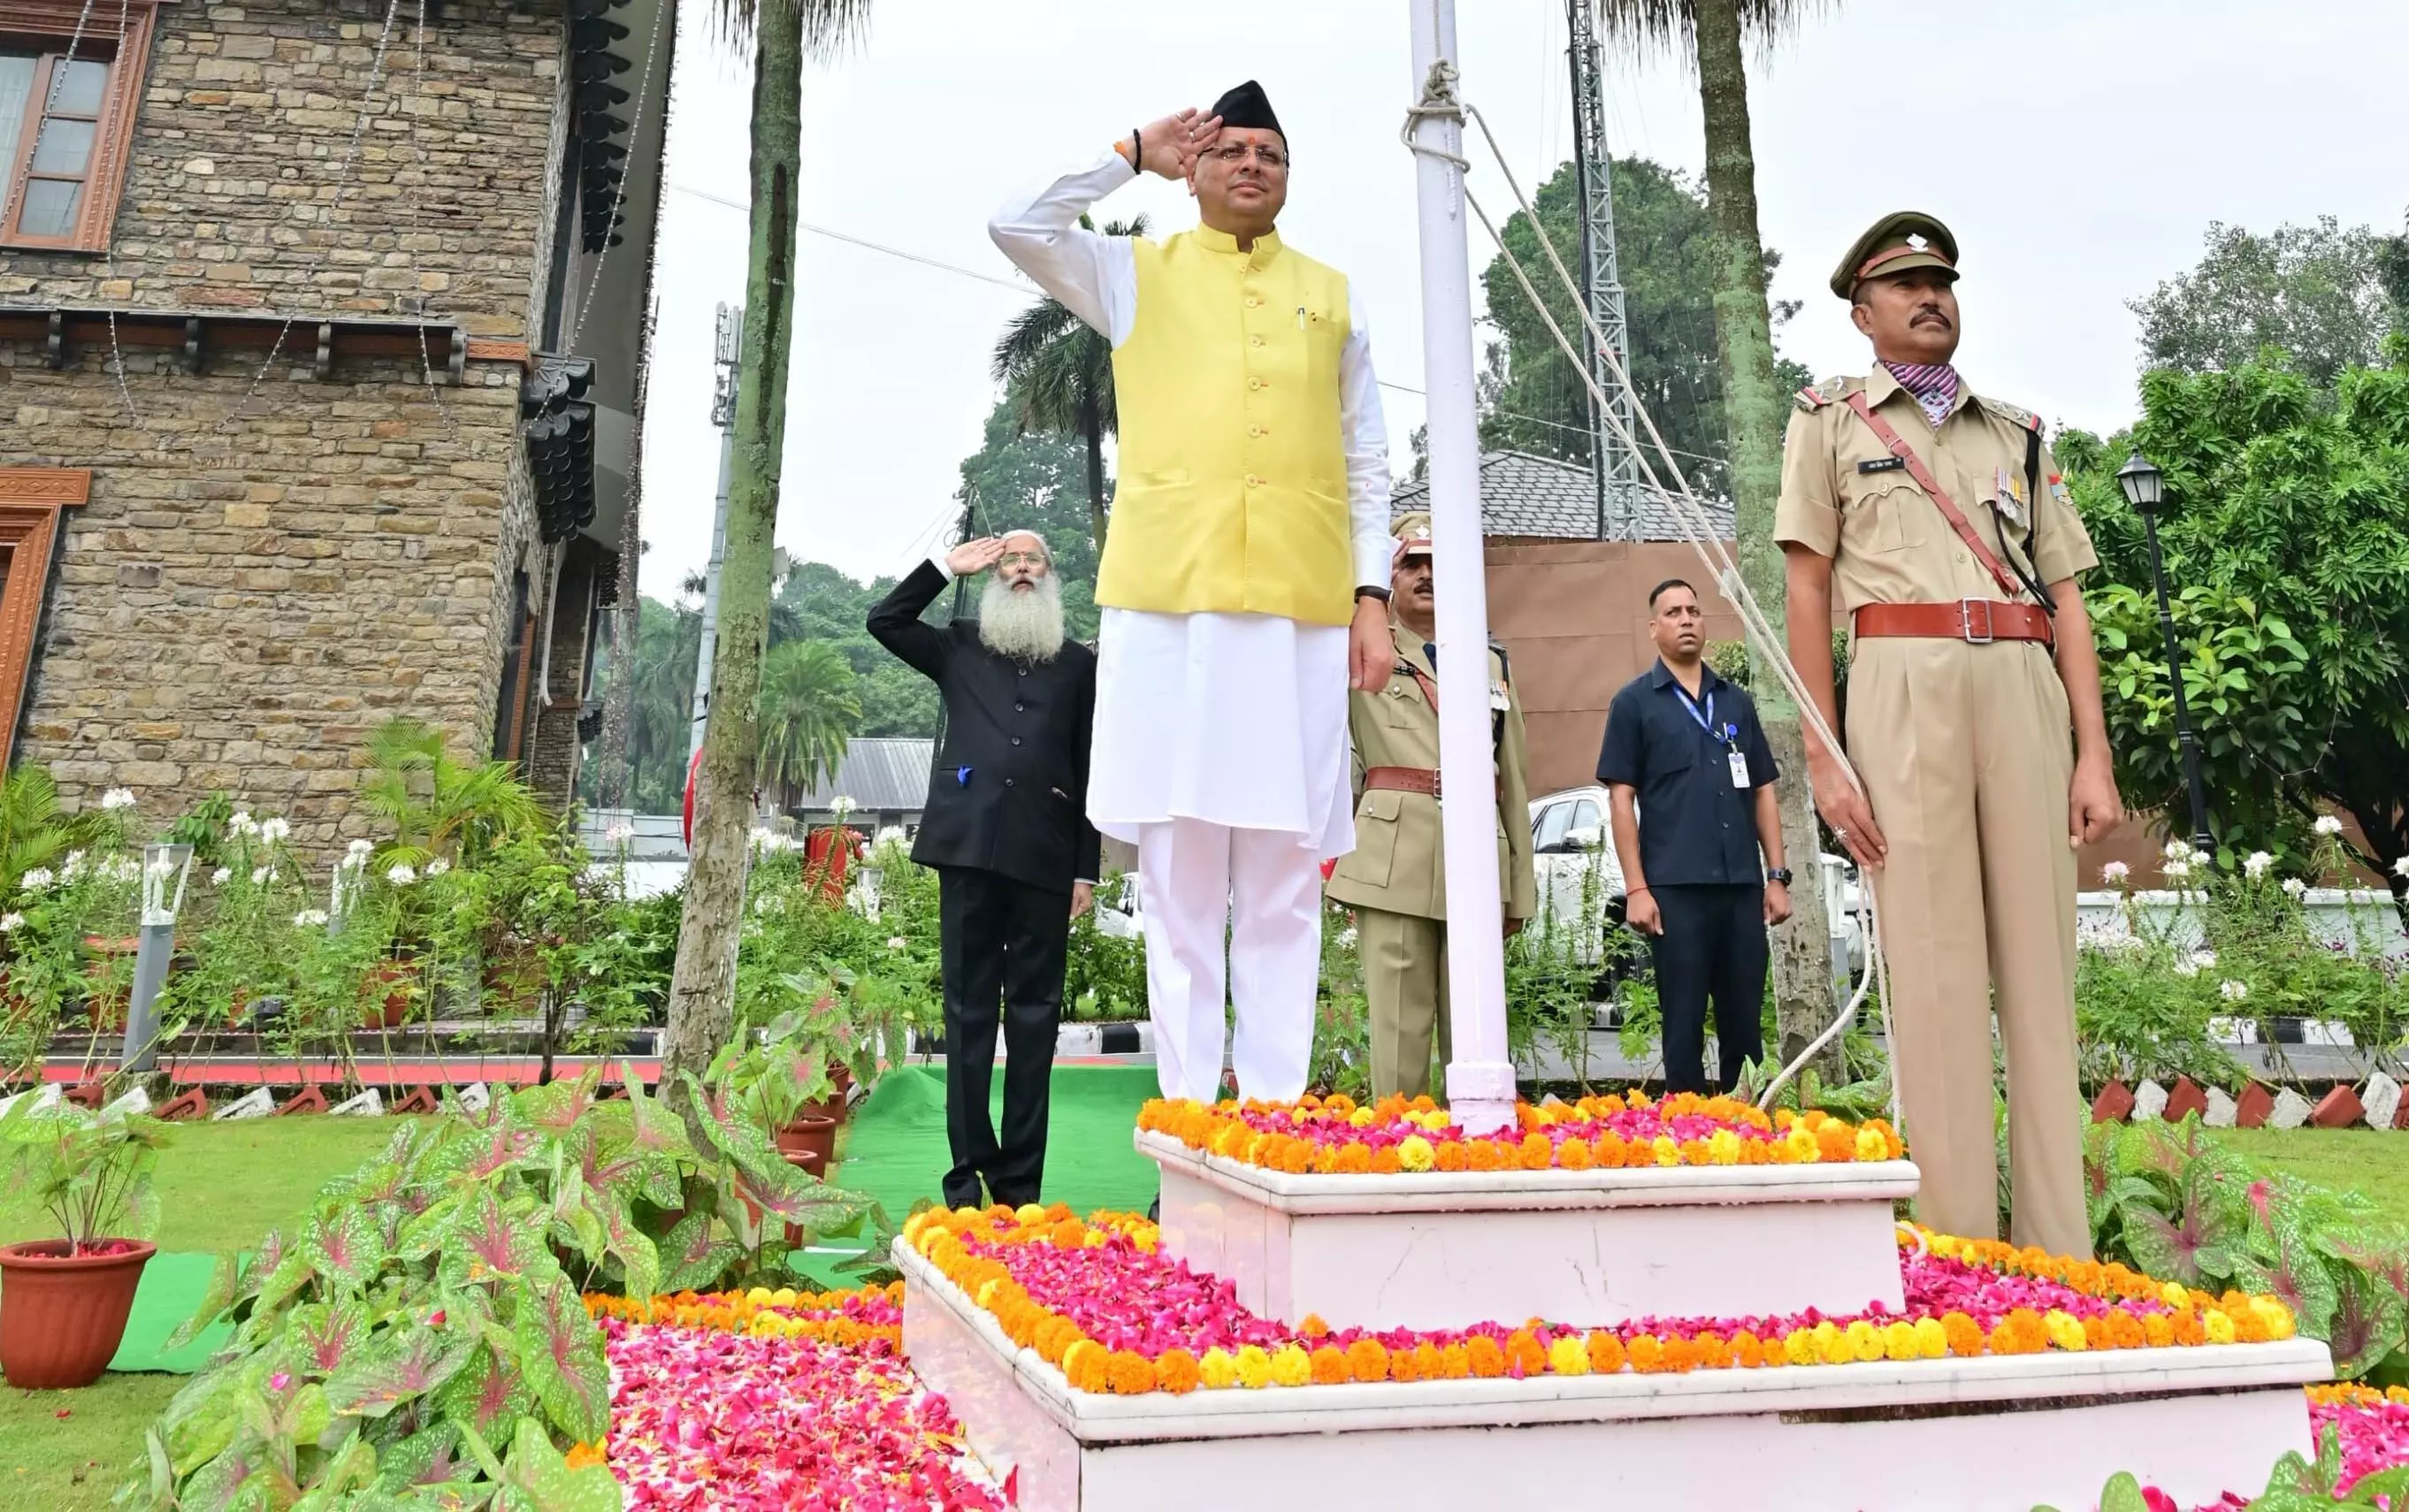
[1854,599,2051,645]
[1365,766,1442,798]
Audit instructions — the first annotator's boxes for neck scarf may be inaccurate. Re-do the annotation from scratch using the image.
[1883,361,1961,429]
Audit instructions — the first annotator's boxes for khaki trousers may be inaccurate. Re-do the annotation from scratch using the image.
[1847,636,2088,1256]
[1358,906,1451,1100]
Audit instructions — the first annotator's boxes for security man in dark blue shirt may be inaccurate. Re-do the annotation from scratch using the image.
[1596,579,1793,1096]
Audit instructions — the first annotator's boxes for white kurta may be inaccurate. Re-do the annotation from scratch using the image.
[988,150,1395,863]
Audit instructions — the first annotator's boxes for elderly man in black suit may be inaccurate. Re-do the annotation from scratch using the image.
[868,531,1101,1210]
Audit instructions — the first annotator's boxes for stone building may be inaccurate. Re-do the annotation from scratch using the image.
[0,0,671,848]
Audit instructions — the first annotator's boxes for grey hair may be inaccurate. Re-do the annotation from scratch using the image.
[998,529,1052,565]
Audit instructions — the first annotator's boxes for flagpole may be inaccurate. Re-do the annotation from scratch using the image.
[1407,0,1515,1137]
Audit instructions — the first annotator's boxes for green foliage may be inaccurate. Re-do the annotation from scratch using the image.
[1309,901,1368,1100]
[362,717,546,868]
[990,213,1146,554]
[2062,346,2409,874]
[2129,217,2401,388]
[1474,157,1810,493]
[754,638,860,806]
[134,1064,875,1508]
[1507,844,1632,1090]
[955,399,1105,644]
[1065,877,1144,1021]
[2239,1424,2409,1511]
[2087,1117,2409,1380]
[0,1096,164,1249]
[0,763,111,897]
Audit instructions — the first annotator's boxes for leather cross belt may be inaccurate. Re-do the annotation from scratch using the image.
[1854,599,2051,645]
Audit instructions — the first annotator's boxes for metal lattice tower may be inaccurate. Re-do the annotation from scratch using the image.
[1565,0,1640,539]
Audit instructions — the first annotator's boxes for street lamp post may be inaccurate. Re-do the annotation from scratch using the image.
[2116,451,2214,857]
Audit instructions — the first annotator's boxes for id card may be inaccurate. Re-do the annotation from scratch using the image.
[1728,750,1750,789]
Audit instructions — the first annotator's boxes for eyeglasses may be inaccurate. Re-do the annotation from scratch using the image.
[998,552,1047,569]
[1206,141,1287,170]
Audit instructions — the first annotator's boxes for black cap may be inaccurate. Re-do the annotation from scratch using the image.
[1210,80,1284,141]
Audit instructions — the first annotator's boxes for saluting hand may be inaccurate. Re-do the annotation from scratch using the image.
[1136,109,1218,180]
[944,537,1007,577]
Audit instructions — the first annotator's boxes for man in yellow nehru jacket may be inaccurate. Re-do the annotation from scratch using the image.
[990,83,1396,1111]
[1776,212,2124,1255]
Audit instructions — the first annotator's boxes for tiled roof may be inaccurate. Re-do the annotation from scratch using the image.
[792,737,935,813]
[1389,450,1735,542]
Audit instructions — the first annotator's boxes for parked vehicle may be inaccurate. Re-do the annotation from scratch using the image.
[1526,786,1867,990]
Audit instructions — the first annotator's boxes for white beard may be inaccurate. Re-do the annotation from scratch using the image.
[977,574,1066,662]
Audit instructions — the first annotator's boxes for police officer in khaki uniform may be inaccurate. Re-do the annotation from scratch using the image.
[1775,212,2123,1256]
[1327,513,1539,1099]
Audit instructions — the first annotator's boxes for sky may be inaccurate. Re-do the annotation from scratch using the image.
[633,0,2408,599]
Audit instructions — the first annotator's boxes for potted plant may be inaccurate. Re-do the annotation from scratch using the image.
[710,993,840,1173]
[0,1096,165,1387]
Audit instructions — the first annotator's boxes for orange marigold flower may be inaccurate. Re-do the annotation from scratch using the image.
[1346,1338,1390,1382]
[2142,1312,2174,1348]
[563,1439,607,1470]
[2236,1311,2272,1345]
[1627,1334,1665,1373]
[1390,1346,1423,1384]
[1587,1331,1626,1374]
[1466,1141,1504,1172]
[1520,1133,1555,1169]
[1732,1331,1764,1368]
[1434,1141,1470,1172]
[1815,1123,1856,1163]
[1594,1133,1627,1168]
[1372,1146,1403,1175]
[1662,1335,1702,1373]
[1106,1350,1156,1395]
[1299,1313,1331,1340]
[1066,1342,1110,1393]
[2106,1311,2145,1350]
[1335,1144,1374,1175]
[1693,1331,1732,1371]
[1557,1137,1594,1171]
[2171,1310,2205,1348]
[1435,1342,1469,1379]
[1310,1345,1352,1385]
[1467,1336,1507,1378]
[1506,1329,1547,1376]
[1939,1313,1984,1358]
[1156,1349,1202,1394]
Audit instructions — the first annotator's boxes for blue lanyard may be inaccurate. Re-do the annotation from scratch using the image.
[1672,683,1735,748]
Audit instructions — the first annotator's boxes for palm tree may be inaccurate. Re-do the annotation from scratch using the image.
[360,716,545,867]
[1595,0,1834,1071]
[755,639,859,809]
[990,214,1147,553]
[663,0,874,1091]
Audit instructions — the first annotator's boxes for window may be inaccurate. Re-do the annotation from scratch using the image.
[1534,801,1573,851]
[0,2,157,253]
[1569,798,1602,835]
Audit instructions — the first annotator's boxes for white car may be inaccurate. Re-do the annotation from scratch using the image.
[1526,785,1867,989]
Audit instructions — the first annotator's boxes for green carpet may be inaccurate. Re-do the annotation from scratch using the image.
[832,1063,1161,1224]
[111,1251,227,1374]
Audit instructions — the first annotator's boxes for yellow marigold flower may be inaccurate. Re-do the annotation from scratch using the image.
[1062,1340,1101,1384]
[1785,1125,1820,1163]
[1271,1345,1312,1386]
[1438,1342,1472,1379]
[1855,1126,1889,1162]
[1705,1129,1742,1165]
[1399,1134,1435,1172]
[1349,1107,1377,1128]
[2045,1311,2088,1352]
[1082,1228,1109,1248]
[1783,1328,1816,1366]
[1814,1323,1853,1366]
[1651,1135,1682,1168]
[745,1287,772,1306]
[563,1439,607,1471]
[2253,1298,2296,1340]
[1909,1317,1949,1360]
[1880,1321,1920,1362]
[2205,1310,2237,1345]
[1549,1334,1591,1376]
[1200,1348,1237,1389]
[1844,1320,1885,1363]
[1235,1346,1273,1389]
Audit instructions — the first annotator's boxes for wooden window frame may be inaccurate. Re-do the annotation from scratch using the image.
[0,467,87,770]
[0,0,160,253]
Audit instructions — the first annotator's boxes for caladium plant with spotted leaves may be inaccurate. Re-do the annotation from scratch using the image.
[132,1060,882,1508]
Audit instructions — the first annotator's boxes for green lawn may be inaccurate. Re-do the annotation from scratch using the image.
[1,1117,408,1512]
[2215,1126,2409,1220]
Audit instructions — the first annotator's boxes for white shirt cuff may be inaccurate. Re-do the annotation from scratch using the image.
[929,552,954,582]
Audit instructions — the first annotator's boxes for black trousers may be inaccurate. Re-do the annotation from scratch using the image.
[1646,882,1769,1096]
[937,867,1068,1210]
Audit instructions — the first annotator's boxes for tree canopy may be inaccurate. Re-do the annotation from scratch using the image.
[2061,340,2409,881]
[2129,216,2405,388]
[1475,156,1809,496]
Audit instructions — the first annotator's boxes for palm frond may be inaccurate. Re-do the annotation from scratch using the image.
[709,0,872,56]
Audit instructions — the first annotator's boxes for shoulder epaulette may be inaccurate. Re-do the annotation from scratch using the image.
[1793,376,1862,413]
[1976,394,2043,434]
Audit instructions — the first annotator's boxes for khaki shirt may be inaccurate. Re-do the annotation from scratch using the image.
[1327,622,1539,923]
[1772,366,2097,613]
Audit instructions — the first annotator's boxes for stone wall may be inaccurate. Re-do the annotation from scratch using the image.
[0,0,568,853]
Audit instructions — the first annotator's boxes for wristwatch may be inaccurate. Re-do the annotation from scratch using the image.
[1765,867,1794,885]
[1356,585,1391,603]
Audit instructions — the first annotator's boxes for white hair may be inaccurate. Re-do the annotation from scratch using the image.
[998,529,1052,566]
[977,569,1065,662]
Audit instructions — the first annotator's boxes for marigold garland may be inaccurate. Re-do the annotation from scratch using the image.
[1137,1091,1906,1176]
[899,1204,2298,1401]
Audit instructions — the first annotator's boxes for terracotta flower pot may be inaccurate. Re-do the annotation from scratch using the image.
[482,943,544,1015]
[362,960,414,1030]
[774,1114,838,1165]
[0,1238,156,1388]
